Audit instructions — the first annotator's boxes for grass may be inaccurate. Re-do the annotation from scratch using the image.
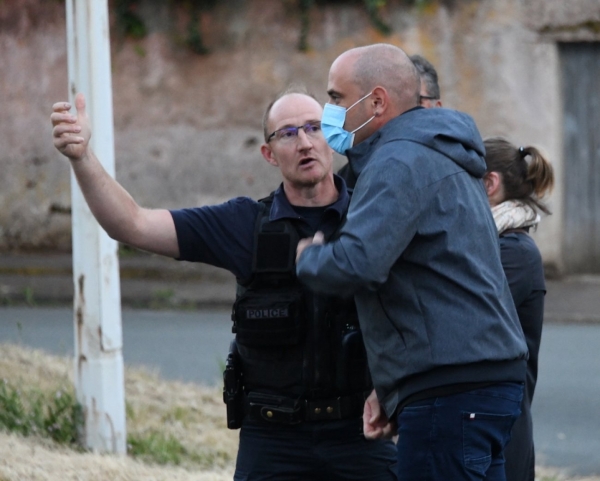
[23,287,36,306]
[0,287,37,307]
[0,380,82,445]
[0,343,597,481]
[149,288,176,309]
[128,430,189,465]
[0,343,237,480]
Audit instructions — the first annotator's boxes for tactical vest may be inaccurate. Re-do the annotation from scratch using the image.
[231,194,371,402]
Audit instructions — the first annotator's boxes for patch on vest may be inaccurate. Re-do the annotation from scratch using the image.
[246,308,289,319]
[233,288,305,347]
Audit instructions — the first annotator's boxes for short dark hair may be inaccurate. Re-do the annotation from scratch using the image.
[410,54,440,100]
[262,85,318,142]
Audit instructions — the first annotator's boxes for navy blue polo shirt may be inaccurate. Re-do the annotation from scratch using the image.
[170,175,350,281]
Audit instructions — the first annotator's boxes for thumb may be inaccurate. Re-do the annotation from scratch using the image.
[75,93,86,117]
[313,231,325,245]
[369,402,380,423]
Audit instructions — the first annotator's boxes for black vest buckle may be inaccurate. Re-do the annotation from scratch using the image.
[246,392,303,424]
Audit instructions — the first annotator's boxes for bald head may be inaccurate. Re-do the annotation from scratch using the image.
[262,87,320,142]
[332,44,420,114]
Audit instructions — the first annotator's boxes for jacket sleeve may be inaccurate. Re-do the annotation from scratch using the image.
[296,145,421,295]
[499,233,547,307]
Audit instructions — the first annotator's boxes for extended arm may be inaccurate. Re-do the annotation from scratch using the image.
[296,148,420,295]
[51,93,179,258]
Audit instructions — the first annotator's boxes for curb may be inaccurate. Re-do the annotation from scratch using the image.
[0,252,236,308]
[1,254,600,323]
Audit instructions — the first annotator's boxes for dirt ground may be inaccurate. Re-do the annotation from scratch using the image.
[0,343,597,481]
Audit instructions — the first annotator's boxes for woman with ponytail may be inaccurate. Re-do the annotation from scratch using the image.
[483,137,555,481]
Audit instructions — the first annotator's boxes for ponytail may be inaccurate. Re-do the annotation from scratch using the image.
[483,138,555,215]
[522,146,554,200]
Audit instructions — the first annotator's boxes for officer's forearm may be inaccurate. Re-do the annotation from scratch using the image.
[70,148,145,245]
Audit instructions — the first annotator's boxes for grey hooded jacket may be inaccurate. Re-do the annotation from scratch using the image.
[296,107,528,417]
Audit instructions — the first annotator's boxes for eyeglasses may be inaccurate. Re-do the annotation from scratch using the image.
[419,95,439,102]
[267,122,322,143]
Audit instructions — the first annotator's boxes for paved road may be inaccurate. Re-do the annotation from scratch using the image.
[1,306,599,476]
[0,306,233,385]
[532,324,600,475]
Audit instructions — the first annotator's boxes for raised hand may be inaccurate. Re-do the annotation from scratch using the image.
[51,93,91,161]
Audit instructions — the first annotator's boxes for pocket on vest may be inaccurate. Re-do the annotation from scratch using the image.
[233,288,305,347]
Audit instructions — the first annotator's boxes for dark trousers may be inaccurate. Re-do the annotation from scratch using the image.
[234,416,397,481]
[395,382,523,481]
[504,398,535,481]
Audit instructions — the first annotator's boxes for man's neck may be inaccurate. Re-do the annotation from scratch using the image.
[283,175,339,207]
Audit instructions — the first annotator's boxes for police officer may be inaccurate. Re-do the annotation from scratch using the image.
[51,88,397,481]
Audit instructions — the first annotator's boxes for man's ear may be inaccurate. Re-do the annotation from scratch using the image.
[371,86,387,117]
[261,143,279,167]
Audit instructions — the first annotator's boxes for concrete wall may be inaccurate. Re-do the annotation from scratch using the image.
[2,0,600,272]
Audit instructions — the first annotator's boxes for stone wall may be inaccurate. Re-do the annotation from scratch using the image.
[2,0,600,272]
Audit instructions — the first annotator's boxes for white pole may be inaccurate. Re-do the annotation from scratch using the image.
[66,0,126,454]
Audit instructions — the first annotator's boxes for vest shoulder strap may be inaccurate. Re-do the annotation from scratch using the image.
[251,193,299,278]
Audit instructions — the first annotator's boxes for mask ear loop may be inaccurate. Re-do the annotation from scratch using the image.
[351,115,376,134]
[347,91,373,111]
[347,91,375,134]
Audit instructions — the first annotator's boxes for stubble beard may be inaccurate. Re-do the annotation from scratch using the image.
[294,165,329,189]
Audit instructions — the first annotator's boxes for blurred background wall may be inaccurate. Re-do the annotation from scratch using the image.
[1,0,599,274]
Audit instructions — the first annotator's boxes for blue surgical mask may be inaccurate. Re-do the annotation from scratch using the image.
[321,92,375,154]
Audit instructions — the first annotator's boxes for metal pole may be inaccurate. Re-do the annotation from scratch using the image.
[66,0,126,454]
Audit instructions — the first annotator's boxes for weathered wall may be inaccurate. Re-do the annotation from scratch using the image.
[2,0,600,272]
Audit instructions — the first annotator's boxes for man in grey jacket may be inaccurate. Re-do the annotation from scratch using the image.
[296,43,527,481]
[338,53,443,189]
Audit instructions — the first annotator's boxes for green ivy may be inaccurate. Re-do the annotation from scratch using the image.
[296,0,392,50]
[113,0,438,54]
[363,0,392,36]
[114,0,217,54]
[183,0,219,54]
[115,0,146,39]
[298,0,315,52]
[186,2,208,54]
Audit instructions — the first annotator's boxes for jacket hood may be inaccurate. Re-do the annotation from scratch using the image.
[350,107,487,178]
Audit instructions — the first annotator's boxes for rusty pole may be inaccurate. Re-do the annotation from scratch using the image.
[66,0,126,454]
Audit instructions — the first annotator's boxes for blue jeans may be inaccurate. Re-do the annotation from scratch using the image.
[395,382,523,481]
[234,417,397,481]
